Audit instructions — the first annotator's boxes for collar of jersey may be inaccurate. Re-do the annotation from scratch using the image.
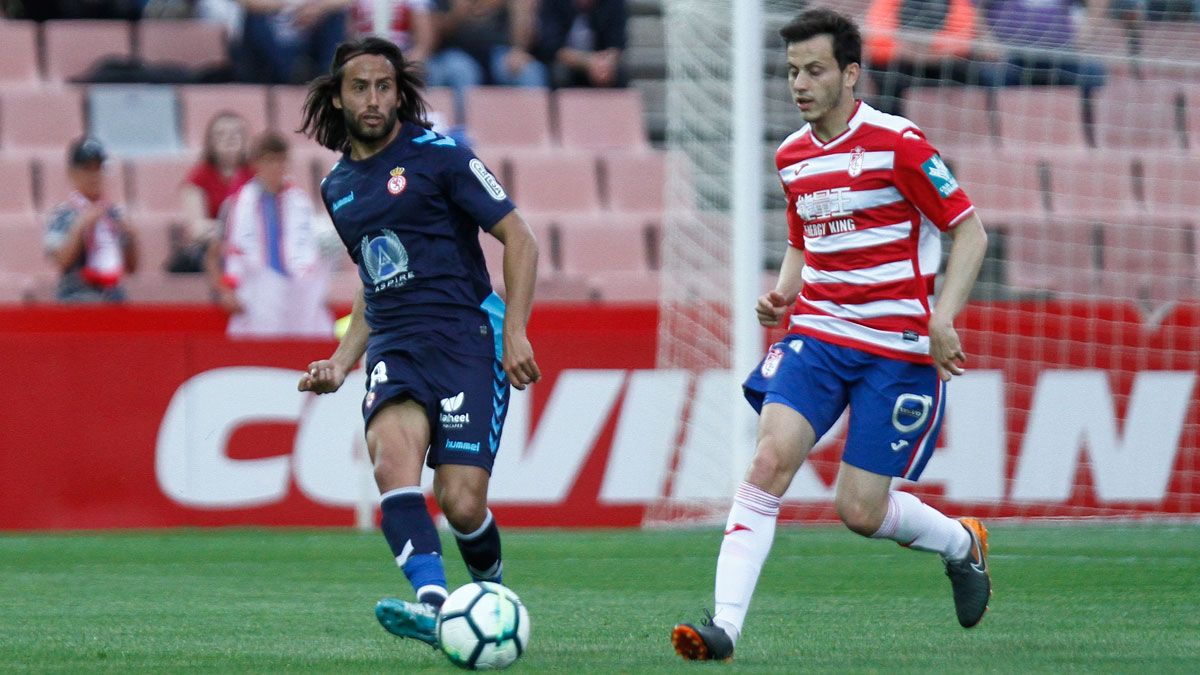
[809,99,865,151]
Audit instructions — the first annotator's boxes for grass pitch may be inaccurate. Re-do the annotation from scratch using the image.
[3,525,1198,672]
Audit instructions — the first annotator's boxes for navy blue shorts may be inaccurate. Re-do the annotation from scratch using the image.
[742,334,946,480]
[362,340,510,473]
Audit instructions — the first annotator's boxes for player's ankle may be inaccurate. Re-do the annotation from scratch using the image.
[713,617,740,645]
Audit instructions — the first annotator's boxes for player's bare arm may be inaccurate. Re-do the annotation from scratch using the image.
[930,212,987,382]
[489,210,541,390]
[299,287,369,393]
[757,245,805,327]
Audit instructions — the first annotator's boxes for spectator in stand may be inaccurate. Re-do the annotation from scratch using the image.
[168,111,256,273]
[982,0,1106,94]
[206,132,334,338]
[236,0,351,83]
[348,0,435,66]
[44,138,139,303]
[535,0,628,88]
[864,0,1001,116]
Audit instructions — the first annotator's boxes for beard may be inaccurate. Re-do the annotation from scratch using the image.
[344,106,398,144]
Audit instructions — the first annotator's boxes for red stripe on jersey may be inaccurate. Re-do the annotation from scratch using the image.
[791,298,929,335]
[802,275,935,306]
[804,240,912,271]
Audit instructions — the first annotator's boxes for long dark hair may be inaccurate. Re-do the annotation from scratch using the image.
[300,37,431,153]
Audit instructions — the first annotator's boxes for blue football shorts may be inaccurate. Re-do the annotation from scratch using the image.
[742,334,946,480]
[362,340,510,473]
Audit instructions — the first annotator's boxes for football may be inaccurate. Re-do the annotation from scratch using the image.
[436,582,530,670]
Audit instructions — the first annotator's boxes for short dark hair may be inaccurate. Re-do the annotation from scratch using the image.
[779,7,862,71]
[300,36,431,153]
[252,131,289,159]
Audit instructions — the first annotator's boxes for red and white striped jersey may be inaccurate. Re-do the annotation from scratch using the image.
[776,100,974,364]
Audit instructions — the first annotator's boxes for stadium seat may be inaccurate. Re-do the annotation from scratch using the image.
[0,156,36,216]
[0,21,40,87]
[122,270,212,304]
[1045,151,1138,219]
[138,19,228,71]
[479,218,555,281]
[508,152,601,214]
[1005,217,1097,296]
[1179,84,1200,152]
[556,89,649,151]
[270,85,321,147]
[131,211,183,274]
[125,156,193,213]
[1140,153,1200,216]
[586,270,661,303]
[602,150,666,213]
[996,87,1089,149]
[0,271,34,303]
[43,20,133,82]
[1099,219,1194,303]
[34,155,129,213]
[0,218,55,280]
[901,87,996,151]
[531,272,595,302]
[464,87,552,151]
[89,85,183,157]
[179,85,270,149]
[1094,79,1182,149]
[1136,23,1200,80]
[558,214,659,274]
[423,87,456,129]
[0,87,86,153]
[946,152,1047,221]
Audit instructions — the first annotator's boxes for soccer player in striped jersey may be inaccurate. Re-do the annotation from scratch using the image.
[673,8,991,662]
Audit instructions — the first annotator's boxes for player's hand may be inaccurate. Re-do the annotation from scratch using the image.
[928,315,966,382]
[502,330,541,391]
[298,359,347,394]
[215,287,244,315]
[755,290,793,327]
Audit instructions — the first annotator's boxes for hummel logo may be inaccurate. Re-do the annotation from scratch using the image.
[891,439,910,452]
[724,523,752,536]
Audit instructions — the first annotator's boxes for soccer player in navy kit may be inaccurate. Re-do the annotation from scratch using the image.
[295,37,540,647]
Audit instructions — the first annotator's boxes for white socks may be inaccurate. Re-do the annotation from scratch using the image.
[871,490,970,561]
[712,482,781,644]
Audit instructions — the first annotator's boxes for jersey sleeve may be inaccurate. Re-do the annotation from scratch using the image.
[440,145,516,231]
[782,180,806,250]
[892,129,974,231]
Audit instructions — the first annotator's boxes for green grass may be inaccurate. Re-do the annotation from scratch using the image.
[2,525,1199,672]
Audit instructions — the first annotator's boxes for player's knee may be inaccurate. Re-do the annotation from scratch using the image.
[748,435,802,484]
[437,487,488,532]
[835,496,883,537]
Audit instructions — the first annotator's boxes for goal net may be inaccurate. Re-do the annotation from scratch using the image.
[650,0,1200,525]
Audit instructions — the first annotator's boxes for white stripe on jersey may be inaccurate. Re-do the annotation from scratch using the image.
[804,219,910,254]
[800,296,928,319]
[791,314,931,356]
[802,259,915,285]
[779,151,895,183]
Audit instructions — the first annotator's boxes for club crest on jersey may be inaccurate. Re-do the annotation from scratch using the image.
[386,166,407,195]
[761,345,785,378]
[848,146,865,177]
[361,230,415,290]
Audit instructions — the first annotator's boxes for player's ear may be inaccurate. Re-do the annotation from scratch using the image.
[842,62,860,91]
[332,93,343,110]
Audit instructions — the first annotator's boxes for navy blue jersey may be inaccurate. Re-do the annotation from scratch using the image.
[320,122,515,354]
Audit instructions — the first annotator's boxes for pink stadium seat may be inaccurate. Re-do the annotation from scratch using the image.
[271,85,324,150]
[0,87,86,153]
[35,155,129,213]
[479,219,554,282]
[0,21,40,86]
[533,272,595,302]
[1179,84,1200,154]
[1140,154,1200,216]
[603,150,666,213]
[558,214,658,274]
[464,87,552,150]
[556,89,648,151]
[1006,218,1096,296]
[996,87,1088,149]
[586,270,661,303]
[0,218,56,279]
[138,19,228,70]
[1137,23,1200,77]
[0,156,36,216]
[1099,219,1193,303]
[508,152,601,214]
[122,271,211,304]
[1094,79,1182,149]
[327,268,363,306]
[901,87,995,151]
[1045,151,1137,219]
[424,87,456,128]
[43,20,133,82]
[131,211,182,273]
[179,85,270,149]
[0,271,34,303]
[126,156,193,214]
[946,152,1046,221]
